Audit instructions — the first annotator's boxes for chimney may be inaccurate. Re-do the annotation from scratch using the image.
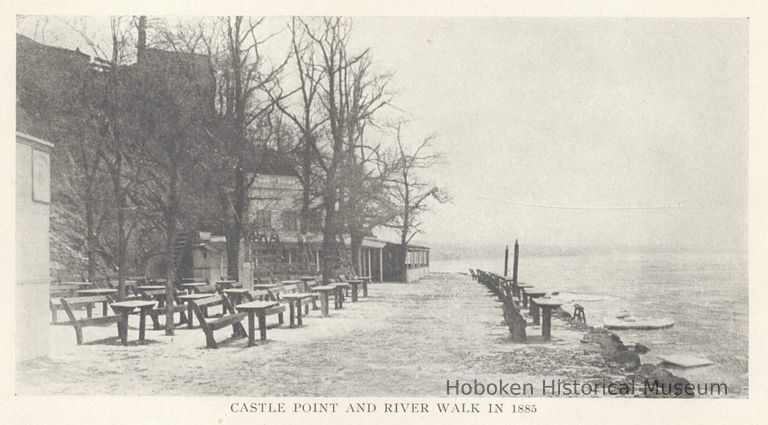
[136,15,147,64]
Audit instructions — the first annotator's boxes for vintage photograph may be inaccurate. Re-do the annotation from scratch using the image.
[14,16,747,398]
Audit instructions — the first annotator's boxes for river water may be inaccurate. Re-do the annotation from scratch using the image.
[431,250,749,396]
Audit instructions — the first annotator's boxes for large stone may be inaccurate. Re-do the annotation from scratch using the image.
[636,363,657,377]
[610,350,641,371]
[633,343,650,354]
[580,328,627,356]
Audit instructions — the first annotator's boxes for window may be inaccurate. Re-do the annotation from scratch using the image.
[255,209,272,229]
[306,211,323,232]
[282,211,299,231]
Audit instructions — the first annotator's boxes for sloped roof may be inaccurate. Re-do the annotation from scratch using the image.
[253,149,298,177]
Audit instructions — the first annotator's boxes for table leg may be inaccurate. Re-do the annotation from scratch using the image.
[337,288,343,309]
[103,301,108,317]
[531,302,540,325]
[119,311,129,345]
[522,292,528,308]
[86,304,93,319]
[352,284,358,302]
[247,311,255,347]
[139,308,147,342]
[321,292,329,317]
[187,303,194,328]
[297,300,303,326]
[258,310,267,341]
[289,301,296,328]
[362,282,368,297]
[542,308,552,340]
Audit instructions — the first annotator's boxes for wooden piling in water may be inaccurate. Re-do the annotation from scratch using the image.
[512,240,519,284]
[504,245,509,277]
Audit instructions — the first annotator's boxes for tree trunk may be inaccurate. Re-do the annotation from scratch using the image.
[227,165,245,281]
[399,178,410,282]
[300,134,312,234]
[320,191,338,284]
[164,158,178,336]
[85,188,97,282]
[350,232,363,276]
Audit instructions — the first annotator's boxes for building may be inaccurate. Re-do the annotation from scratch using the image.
[248,171,429,282]
[382,243,431,282]
[16,131,54,361]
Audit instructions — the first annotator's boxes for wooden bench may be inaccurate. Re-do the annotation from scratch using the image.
[235,300,284,345]
[139,288,189,330]
[189,294,248,348]
[49,284,76,324]
[269,284,300,302]
[280,293,317,327]
[53,289,113,324]
[242,289,271,302]
[60,296,125,345]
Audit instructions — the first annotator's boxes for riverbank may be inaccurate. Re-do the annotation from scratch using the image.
[439,250,748,396]
[16,272,733,397]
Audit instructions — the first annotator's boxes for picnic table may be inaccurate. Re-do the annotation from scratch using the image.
[58,282,95,296]
[517,284,534,307]
[177,293,215,328]
[215,280,238,291]
[358,276,372,296]
[531,299,563,340]
[310,285,341,317]
[524,290,547,323]
[347,279,365,302]
[252,283,282,291]
[330,282,350,307]
[280,293,316,327]
[78,288,118,316]
[125,276,147,282]
[222,288,251,306]
[235,300,280,346]
[59,281,95,288]
[137,285,166,291]
[180,282,208,293]
[110,300,156,345]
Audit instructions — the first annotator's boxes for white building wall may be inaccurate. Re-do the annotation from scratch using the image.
[16,133,53,362]
[249,174,302,232]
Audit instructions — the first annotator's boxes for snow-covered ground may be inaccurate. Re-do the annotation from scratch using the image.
[17,273,622,396]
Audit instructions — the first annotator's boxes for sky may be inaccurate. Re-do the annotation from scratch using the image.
[16,17,749,251]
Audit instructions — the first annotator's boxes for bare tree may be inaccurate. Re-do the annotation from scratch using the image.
[75,17,138,299]
[385,124,450,281]
[272,18,326,238]
[130,17,214,335]
[196,16,288,281]
[286,17,391,283]
[336,51,392,275]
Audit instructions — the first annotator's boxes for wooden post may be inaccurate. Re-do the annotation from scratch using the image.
[367,249,372,278]
[379,248,384,282]
[504,245,509,277]
[512,239,519,284]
